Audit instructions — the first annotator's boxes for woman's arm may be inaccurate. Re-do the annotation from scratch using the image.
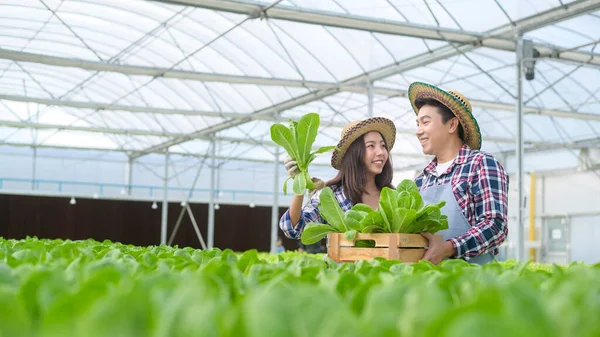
[279,191,323,239]
[288,194,305,226]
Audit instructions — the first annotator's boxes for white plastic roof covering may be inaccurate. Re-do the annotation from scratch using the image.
[1,0,600,171]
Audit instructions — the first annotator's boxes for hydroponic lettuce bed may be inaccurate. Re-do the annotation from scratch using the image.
[1,238,598,337]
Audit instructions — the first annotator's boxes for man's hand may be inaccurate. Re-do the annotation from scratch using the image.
[421,232,456,265]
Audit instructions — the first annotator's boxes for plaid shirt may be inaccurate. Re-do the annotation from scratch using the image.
[415,144,510,259]
[279,185,352,239]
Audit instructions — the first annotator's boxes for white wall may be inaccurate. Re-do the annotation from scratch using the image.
[503,168,600,264]
[0,146,334,207]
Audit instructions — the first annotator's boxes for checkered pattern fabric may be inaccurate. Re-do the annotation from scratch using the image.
[279,185,351,239]
[415,144,510,258]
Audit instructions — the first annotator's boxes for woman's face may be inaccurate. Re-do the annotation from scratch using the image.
[362,131,389,177]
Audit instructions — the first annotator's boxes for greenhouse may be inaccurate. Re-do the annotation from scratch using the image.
[1,0,600,335]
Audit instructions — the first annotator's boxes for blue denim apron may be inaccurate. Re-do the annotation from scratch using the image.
[421,183,494,265]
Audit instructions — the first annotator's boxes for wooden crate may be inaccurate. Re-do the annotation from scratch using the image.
[326,233,437,263]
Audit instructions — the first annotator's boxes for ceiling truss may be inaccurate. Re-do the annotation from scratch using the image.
[0,0,598,162]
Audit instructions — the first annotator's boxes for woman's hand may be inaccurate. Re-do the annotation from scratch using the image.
[284,156,299,177]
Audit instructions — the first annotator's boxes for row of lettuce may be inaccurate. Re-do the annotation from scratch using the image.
[1,237,599,337]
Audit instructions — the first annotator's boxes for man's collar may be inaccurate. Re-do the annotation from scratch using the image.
[422,144,471,175]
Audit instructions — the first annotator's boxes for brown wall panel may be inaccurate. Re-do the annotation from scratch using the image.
[0,194,300,252]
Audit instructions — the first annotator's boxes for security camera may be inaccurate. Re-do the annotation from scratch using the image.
[522,39,540,81]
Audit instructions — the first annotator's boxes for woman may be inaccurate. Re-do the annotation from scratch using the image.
[279,116,396,239]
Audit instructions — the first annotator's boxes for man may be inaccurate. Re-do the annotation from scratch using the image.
[407,81,510,265]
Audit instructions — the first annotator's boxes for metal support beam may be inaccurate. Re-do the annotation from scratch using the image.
[160,151,169,245]
[122,48,481,157]
[270,146,280,254]
[185,204,208,250]
[516,36,525,262]
[207,138,216,249]
[367,81,374,117]
[156,0,600,66]
[0,140,339,166]
[5,92,598,121]
[499,135,600,157]
[0,118,585,155]
[132,0,600,158]
[0,48,344,90]
[167,153,209,248]
[125,156,133,195]
[32,147,37,190]
[168,206,188,246]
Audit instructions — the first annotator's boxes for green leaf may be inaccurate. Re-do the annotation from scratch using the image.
[305,172,315,190]
[311,145,336,156]
[397,179,419,193]
[394,208,417,233]
[354,240,376,248]
[351,203,376,214]
[297,113,320,166]
[397,195,412,209]
[243,283,359,337]
[301,223,335,245]
[378,187,397,233]
[236,249,260,273]
[292,172,306,195]
[379,208,391,233]
[415,201,446,219]
[413,219,445,233]
[318,187,347,232]
[344,230,358,241]
[359,212,384,229]
[269,124,298,160]
[344,210,366,231]
[361,225,382,233]
[282,176,292,196]
[409,190,424,210]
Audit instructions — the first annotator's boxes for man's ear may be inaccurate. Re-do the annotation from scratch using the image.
[448,117,460,134]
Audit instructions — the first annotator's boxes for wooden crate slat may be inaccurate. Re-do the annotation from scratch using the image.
[336,233,429,248]
[327,233,438,263]
[337,247,426,263]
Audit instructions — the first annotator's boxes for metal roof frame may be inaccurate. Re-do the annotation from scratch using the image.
[0,0,598,161]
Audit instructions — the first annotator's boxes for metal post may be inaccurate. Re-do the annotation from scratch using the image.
[207,138,216,249]
[168,155,209,247]
[186,205,208,250]
[32,147,37,190]
[125,157,133,195]
[367,81,374,117]
[528,172,536,261]
[516,35,525,262]
[270,147,281,253]
[160,151,169,245]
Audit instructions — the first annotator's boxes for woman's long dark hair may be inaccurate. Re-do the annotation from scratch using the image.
[326,132,394,205]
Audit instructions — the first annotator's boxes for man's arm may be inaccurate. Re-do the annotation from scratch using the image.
[450,154,510,258]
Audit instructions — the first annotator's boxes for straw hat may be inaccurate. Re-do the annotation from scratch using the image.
[407,81,482,150]
[331,117,396,170]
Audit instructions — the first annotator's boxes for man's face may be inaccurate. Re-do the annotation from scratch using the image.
[415,105,456,156]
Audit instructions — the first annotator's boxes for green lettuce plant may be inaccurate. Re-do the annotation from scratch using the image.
[270,112,336,195]
[300,179,449,245]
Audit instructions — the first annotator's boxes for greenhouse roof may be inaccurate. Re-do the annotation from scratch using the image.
[1,0,600,170]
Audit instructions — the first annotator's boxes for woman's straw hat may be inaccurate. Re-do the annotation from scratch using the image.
[331,117,396,170]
